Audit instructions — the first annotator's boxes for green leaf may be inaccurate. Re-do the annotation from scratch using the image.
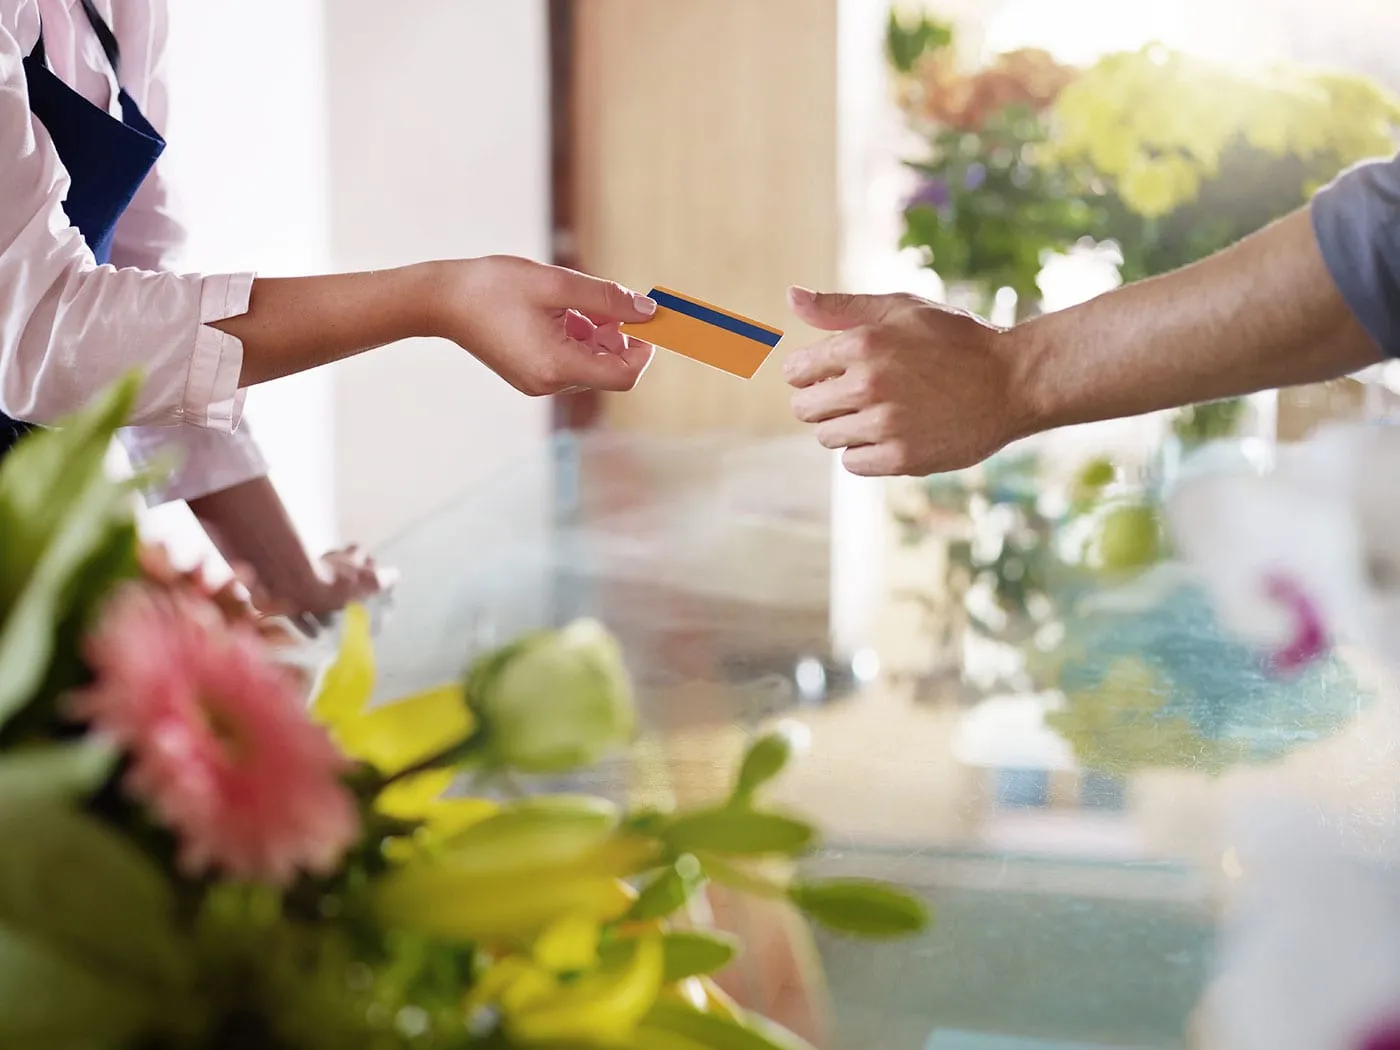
[885,9,953,74]
[639,997,815,1050]
[628,855,705,922]
[0,926,153,1049]
[661,809,816,858]
[0,800,188,993]
[786,878,930,939]
[729,732,793,806]
[0,375,141,726]
[659,930,739,983]
[0,742,115,808]
[0,373,138,573]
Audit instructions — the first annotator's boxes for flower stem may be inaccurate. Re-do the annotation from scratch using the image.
[698,853,790,899]
[381,732,488,788]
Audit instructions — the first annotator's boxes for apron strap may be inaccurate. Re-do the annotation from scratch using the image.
[28,19,45,66]
[76,0,121,80]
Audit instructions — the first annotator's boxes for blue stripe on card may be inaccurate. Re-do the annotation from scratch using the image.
[649,289,783,348]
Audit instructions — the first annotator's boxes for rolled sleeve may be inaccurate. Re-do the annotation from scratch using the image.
[119,415,268,505]
[186,272,254,430]
[118,274,266,506]
[1310,151,1400,357]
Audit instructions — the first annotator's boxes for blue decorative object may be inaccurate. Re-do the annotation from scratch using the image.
[1052,582,1368,772]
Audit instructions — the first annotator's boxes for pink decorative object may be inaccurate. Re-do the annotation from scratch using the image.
[1360,1021,1400,1050]
[70,584,359,885]
[1263,573,1330,675]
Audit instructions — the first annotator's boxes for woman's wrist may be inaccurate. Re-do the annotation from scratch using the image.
[412,258,488,344]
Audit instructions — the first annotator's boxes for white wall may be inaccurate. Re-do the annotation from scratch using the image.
[137,0,554,574]
[323,0,553,549]
[155,0,335,561]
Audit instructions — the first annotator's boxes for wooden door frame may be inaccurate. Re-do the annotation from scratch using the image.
[547,0,603,432]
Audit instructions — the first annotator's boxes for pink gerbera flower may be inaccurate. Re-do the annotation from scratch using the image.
[69,583,359,885]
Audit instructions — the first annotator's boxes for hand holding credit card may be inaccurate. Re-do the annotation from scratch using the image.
[619,287,783,379]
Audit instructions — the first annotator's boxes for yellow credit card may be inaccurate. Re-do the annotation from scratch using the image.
[619,287,784,379]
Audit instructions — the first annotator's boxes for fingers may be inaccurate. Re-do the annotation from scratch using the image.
[790,370,868,422]
[616,333,656,378]
[324,546,382,597]
[548,268,657,325]
[841,443,909,477]
[783,332,856,389]
[787,286,904,331]
[813,405,898,451]
[556,343,654,393]
[563,309,597,343]
[548,314,654,392]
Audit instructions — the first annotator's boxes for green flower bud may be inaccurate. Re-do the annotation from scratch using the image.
[1092,502,1163,575]
[468,620,636,774]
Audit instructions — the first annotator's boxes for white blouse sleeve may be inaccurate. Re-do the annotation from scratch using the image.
[107,0,270,504]
[0,17,254,431]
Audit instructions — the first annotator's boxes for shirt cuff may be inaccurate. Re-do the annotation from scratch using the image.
[183,272,255,430]
[118,418,269,505]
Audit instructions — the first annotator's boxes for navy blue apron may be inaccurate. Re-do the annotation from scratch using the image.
[0,0,166,458]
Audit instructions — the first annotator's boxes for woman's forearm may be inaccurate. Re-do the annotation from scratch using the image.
[214,263,445,386]
[187,475,322,607]
[1014,209,1384,431]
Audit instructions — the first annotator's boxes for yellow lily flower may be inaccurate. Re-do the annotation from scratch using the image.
[310,604,486,837]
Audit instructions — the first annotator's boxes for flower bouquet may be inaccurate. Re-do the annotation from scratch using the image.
[887,9,1400,441]
[0,376,928,1050]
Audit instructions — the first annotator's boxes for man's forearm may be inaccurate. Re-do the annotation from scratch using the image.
[1013,208,1383,431]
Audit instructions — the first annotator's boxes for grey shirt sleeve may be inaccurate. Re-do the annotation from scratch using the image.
[1310,150,1400,357]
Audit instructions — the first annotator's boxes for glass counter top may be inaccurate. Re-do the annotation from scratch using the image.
[369,426,1395,1050]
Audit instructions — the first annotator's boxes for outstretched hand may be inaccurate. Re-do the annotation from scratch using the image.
[783,286,1032,476]
[437,256,657,396]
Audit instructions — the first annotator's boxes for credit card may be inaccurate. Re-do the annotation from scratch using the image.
[620,286,783,379]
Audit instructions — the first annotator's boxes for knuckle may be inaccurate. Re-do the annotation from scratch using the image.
[887,440,915,472]
[541,269,573,301]
[848,366,879,403]
[870,404,900,439]
[847,329,877,360]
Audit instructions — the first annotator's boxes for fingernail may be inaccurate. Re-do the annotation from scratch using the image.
[633,293,657,317]
[789,286,815,305]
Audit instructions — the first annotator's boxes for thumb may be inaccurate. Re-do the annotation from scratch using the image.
[551,270,658,325]
[788,286,898,331]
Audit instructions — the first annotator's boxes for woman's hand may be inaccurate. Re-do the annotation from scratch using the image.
[189,478,394,627]
[304,546,391,619]
[430,256,657,395]
[236,545,392,627]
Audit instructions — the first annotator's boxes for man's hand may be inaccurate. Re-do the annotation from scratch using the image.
[783,287,1033,476]
[785,210,1386,476]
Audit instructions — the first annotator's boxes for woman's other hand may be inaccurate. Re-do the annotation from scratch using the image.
[246,545,392,624]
